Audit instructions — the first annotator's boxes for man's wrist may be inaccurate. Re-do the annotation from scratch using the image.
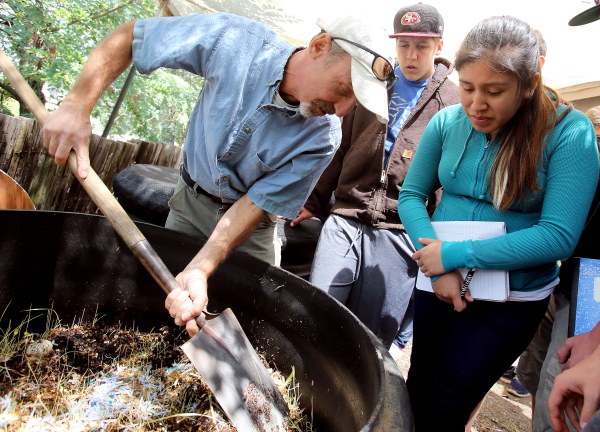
[60,96,94,115]
[184,254,216,280]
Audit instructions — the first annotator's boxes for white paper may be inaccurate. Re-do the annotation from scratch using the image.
[416,221,509,302]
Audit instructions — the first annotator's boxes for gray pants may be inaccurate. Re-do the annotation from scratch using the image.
[584,411,600,432]
[533,290,576,432]
[517,294,557,395]
[309,214,418,348]
[165,176,281,265]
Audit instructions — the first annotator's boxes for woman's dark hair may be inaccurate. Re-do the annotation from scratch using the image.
[455,16,566,210]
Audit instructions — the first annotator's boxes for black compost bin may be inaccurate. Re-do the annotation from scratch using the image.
[0,210,412,431]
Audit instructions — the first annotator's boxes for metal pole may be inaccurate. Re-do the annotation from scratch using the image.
[102,65,136,138]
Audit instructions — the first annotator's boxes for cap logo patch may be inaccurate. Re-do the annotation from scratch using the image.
[401,12,421,25]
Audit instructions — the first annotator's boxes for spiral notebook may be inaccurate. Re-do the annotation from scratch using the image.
[415,221,509,302]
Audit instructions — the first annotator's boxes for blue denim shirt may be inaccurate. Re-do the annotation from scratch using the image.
[132,13,342,219]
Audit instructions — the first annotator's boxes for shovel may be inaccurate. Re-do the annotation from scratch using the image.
[0,49,289,431]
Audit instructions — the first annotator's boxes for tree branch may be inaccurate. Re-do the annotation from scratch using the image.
[85,0,137,22]
[42,0,137,34]
[0,81,22,103]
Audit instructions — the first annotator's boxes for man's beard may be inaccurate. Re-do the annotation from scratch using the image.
[299,100,335,118]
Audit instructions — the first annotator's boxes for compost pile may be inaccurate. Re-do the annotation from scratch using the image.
[0,322,311,431]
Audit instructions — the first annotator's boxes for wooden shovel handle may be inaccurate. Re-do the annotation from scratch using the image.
[0,49,182,298]
[66,159,208,327]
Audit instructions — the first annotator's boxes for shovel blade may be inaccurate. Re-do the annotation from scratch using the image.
[182,308,289,432]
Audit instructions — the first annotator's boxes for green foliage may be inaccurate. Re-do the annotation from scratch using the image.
[102,69,202,144]
[0,0,204,145]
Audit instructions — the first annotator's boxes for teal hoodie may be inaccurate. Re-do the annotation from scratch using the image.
[398,104,599,292]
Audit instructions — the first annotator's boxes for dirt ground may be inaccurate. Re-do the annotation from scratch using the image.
[396,339,533,432]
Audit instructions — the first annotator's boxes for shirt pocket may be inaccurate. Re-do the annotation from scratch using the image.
[239,151,276,187]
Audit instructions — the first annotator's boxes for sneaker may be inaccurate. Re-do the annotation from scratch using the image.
[500,366,515,384]
[389,343,403,362]
[507,377,530,398]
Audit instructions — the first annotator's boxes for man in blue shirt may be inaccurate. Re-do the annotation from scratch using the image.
[42,12,395,335]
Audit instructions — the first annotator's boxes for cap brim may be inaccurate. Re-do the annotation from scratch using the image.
[569,4,600,26]
[389,32,441,38]
[350,58,389,124]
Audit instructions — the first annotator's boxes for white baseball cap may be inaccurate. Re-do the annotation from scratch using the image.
[569,0,600,26]
[317,16,395,123]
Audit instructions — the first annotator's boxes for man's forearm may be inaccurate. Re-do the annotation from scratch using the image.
[63,20,136,112]
[184,194,266,277]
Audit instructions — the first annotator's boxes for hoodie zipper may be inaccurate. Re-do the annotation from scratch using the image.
[471,139,491,220]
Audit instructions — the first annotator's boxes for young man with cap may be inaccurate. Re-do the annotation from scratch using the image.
[42,13,395,335]
[291,3,459,350]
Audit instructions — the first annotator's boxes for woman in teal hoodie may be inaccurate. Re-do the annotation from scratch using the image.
[397,15,599,431]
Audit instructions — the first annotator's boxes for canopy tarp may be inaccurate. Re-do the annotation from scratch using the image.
[161,0,598,96]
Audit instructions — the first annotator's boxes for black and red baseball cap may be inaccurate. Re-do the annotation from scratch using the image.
[389,3,444,38]
[569,0,600,26]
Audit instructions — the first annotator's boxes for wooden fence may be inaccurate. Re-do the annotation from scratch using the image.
[0,114,182,213]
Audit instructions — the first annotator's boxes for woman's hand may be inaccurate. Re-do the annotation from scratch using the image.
[431,269,474,312]
[412,238,445,277]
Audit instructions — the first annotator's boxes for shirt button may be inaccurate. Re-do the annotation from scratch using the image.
[244,127,251,132]
[224,152,231,157]
[221,176,227,180]
[479,194,485,199]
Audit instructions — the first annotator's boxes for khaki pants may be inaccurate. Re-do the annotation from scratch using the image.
[165,176,281,266]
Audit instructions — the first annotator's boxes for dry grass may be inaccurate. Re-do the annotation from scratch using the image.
[0,311,312,431]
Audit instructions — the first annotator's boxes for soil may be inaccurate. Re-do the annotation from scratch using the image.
[0,324,308,431]
[396,339,533,432]
[3,322,533,431]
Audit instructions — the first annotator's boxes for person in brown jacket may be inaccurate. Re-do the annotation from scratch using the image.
[291,3,459,350]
